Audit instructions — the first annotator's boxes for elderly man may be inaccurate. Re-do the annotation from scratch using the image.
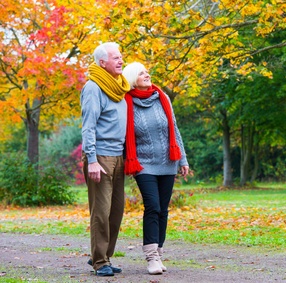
[80,42,130,276]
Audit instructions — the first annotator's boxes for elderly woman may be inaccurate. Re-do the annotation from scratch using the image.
[122,62,190,275]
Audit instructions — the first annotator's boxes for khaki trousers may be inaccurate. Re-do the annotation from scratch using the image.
[83,154,125,270]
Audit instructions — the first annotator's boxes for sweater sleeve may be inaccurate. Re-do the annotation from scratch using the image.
[166,94,189,167]
[80,81,101,164]
[174,117,189,167]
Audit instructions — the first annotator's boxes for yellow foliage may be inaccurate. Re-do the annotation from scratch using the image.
[0,0,284,137]
[259,68,273,79]
[0,202,285,235]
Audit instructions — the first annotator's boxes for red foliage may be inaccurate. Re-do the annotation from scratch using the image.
[71,144,85,185]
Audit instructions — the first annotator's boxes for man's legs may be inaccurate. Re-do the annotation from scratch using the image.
[83,155,124,271]
[107,155,125,258]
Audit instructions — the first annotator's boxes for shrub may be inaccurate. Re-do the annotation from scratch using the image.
[0,151,75,206]
[40,119,84,184]
[40,119,82,160]
[124,176,143,212]
[70,144,85,185]
[170,190,196,208]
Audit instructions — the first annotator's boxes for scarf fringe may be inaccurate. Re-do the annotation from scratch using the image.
[124,159,144,175]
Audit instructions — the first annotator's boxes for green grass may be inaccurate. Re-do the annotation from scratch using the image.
[114,251,126,257]
[0,220,89,236]
[37,246,82,252]
[1,182,285,248]
[71,185,88,204]
[194,187,286,208]
[0,276,47,283]
[0,266,73,283]
[167,227,286,247]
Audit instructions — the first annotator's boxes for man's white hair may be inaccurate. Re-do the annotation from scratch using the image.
[93,42,119,65]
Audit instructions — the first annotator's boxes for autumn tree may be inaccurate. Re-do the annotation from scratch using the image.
[89,0,285,185]
[1,0,285,186]
[0,0,87,165]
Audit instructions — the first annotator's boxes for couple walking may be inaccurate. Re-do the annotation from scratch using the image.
[81,42,190,277]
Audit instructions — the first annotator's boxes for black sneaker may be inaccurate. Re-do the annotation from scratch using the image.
[110,265,122,273]
[87,259,93,266]
[96,265,114,277]
[88,259,122,273]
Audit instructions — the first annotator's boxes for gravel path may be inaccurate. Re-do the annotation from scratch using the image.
[0,233,285,283]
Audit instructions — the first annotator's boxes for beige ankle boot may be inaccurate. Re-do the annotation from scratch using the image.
[142,244,163,275]
[157,247,167,271]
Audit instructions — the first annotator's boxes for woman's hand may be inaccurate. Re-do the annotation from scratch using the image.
[180,166,194,181]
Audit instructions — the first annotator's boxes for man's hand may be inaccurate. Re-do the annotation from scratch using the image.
[88,162,107,183]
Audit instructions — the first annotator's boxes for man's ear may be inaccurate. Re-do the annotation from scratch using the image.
[99,60,105,68]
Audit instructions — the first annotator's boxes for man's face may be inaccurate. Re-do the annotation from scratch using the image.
[100,47,123,79]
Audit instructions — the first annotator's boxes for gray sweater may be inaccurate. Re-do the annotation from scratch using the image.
[80,80,127,164]
[133,91,188,176]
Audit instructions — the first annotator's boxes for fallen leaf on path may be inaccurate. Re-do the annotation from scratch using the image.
[205,265,216,270]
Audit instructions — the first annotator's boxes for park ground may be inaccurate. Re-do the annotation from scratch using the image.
[0,233,285,283]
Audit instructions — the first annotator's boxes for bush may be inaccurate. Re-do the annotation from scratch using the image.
[40,118,82,160]
[40,119,84,184]
[0,151,76,206]
[67,144,85,185]
[124,176,143,212]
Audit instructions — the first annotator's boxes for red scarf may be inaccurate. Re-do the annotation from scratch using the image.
[124,84,181,175]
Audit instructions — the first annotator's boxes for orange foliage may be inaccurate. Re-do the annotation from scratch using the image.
[1,0,285,139]
[0,0,86,137]
[1,203,285,233]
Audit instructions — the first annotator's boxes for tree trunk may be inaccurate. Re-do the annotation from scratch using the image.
[250,141,259,183]
[25,98,41,166]
[240,124,254,186]
[162,86,177,102]
[221,110,232,187]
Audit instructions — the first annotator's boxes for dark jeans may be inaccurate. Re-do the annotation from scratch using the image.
[135,174,175,247]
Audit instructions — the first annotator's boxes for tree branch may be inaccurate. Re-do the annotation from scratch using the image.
[249,41,286,56]
[156,20,258,40]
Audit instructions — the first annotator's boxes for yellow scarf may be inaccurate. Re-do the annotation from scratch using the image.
[88,62,130,102]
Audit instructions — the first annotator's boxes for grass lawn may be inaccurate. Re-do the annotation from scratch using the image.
[0,182,285,248]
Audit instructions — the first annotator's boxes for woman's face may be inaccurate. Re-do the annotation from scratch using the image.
[135,69,152,90]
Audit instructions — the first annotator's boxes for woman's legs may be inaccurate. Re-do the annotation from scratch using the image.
[135,174,175,245]
[135,174,175,274]
[157,175,175,247]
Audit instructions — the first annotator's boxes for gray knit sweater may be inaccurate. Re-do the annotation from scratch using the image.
[81,80,127,164]
[133,91,188,176]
